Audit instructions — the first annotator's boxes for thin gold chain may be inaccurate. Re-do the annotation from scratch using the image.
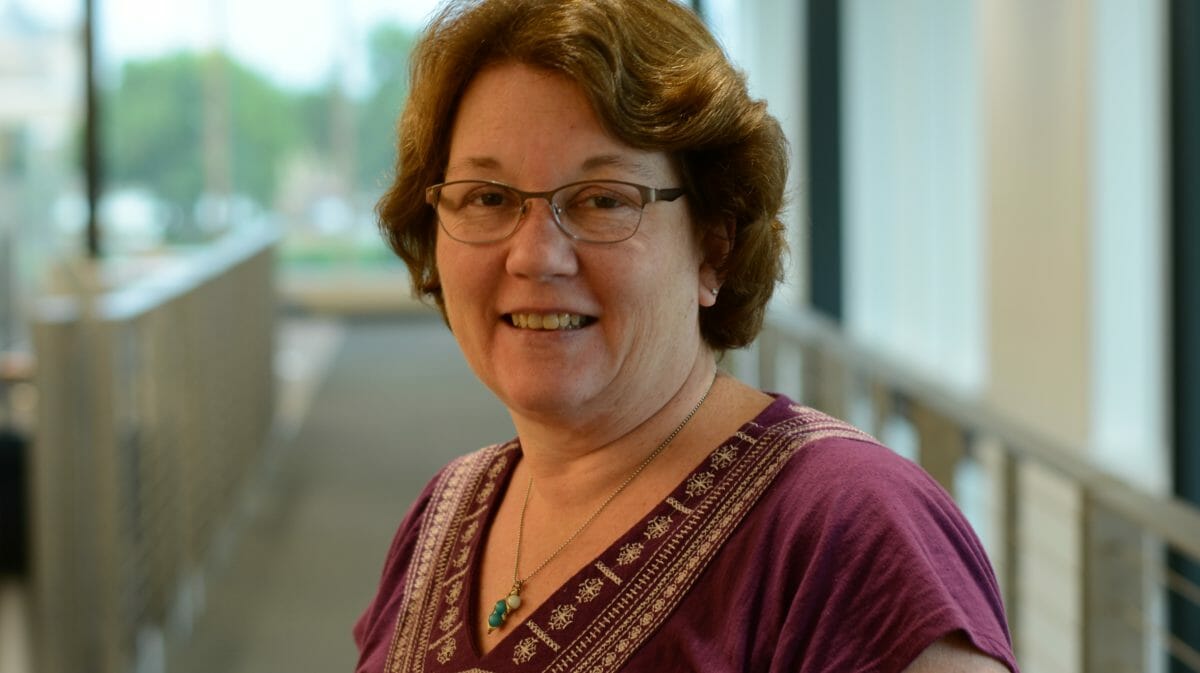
[510,374,717,590]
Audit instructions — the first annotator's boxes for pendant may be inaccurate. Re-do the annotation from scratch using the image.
[486,584,523,633]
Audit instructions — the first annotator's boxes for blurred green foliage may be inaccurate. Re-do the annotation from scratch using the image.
[102,22,416,227]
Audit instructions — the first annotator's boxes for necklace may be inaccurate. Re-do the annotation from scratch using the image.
[485,374,717,634]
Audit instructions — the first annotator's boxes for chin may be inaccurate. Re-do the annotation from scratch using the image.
[493,376,601,422]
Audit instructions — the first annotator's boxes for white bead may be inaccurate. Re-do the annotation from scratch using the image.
[506,594,522,610]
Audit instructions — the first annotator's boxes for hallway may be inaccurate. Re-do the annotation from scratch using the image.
[168,314,513,672]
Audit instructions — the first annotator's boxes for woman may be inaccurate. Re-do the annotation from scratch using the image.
[355,1,1019,671]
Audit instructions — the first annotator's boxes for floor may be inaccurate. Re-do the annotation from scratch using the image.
[169,314,513,673]
[1,313,515,673]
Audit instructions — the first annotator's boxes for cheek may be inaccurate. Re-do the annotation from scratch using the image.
[434,237,467,295]
[433,242,467,321]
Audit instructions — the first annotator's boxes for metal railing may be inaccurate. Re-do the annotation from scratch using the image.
[30,226,277,673]
[757,309,1200,673]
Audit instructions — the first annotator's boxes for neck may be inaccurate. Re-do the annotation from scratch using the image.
[510,356,719,510]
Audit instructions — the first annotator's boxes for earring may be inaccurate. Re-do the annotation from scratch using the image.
[711,287,720,297]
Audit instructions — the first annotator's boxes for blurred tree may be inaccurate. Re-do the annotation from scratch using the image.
[356,22,416,195]
[105,52,310,222]
[105,53,206,211]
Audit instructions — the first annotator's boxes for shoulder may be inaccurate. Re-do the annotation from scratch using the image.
[745,398,1018,672]
[758,401,988,578]
[753,400,942,515]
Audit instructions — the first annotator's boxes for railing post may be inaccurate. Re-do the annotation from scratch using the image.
[1082,496,1149,673]
[802,345,847,419]
[909,399,966,496]
[1000,448,1021,653]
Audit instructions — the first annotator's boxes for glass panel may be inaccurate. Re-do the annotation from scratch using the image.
[0,0,84,350]
[842,0,984,390]
[97,0,441,308]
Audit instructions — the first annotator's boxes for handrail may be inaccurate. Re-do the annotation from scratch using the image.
[34,224,279,324]
[764,308,1200,560]
[30,225,279,673]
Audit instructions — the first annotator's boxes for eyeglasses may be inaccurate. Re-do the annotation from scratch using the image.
[425,179,686,244]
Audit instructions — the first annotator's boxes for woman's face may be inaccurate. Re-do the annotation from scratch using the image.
[436,62,717,429]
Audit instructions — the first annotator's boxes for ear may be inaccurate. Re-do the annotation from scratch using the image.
[697,219,734,308]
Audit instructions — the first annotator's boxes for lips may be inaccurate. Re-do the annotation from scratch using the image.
[505,312,596,330]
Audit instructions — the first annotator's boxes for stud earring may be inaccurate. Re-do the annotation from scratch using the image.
[711,287,720,297]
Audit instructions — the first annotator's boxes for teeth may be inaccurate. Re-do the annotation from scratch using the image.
[509,313,588,331]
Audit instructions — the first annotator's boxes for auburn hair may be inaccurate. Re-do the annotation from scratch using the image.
[377,0,789,350]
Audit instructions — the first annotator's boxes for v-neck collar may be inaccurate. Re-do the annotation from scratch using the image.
[459,397,791,669]
[383,395,869,672]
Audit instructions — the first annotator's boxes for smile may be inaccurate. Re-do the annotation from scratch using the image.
[505,313,595,330]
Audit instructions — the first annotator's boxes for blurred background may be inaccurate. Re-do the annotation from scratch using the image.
[0,0,1196,672]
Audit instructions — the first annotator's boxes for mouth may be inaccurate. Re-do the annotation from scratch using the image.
[504,312,596,331]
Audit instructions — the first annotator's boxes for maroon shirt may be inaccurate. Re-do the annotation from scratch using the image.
[354,396,1019,672]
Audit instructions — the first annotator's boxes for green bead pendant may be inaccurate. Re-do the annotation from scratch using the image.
[486,586,523,634]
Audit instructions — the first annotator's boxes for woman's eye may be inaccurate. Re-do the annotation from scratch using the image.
[574,189,633,210]
[588,195,622,209]
[467,190,511,207]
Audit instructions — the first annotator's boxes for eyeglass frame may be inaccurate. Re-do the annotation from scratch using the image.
[424,178,687,244]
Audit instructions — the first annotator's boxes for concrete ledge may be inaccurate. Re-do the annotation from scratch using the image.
[278,267,436,317]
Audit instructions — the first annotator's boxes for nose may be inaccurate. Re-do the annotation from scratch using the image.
[504,198,579,280]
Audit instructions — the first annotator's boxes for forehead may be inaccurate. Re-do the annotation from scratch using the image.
[445,62,674,184]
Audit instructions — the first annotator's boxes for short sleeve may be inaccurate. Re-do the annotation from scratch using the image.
[773,437,1019,673]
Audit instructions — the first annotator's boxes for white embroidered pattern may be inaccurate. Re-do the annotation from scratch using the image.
[548,603,577,630]
[445,579,462,604]
[487,456,508,479]
[460,520,479,543]
[475,480,496,504]
[710,445,738,470]
[576,578,604,603]
[644,515,672,540]
[436,638,456,664]
[513,637,538,664]
[452,546,470,568]
[665,496,693,515]
[685,472,715,497]
[616,542,643,566]
[438,606,458,632]
[593,560,623,586]
[525,620,561,652]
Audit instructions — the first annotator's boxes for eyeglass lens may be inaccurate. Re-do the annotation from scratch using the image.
[434,181,647,243]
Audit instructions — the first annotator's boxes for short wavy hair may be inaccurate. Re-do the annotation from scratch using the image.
[378,0,789,350]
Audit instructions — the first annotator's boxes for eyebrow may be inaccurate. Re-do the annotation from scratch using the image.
[445,156,501,174]
[445,154,660,181]
[578,154,659,180]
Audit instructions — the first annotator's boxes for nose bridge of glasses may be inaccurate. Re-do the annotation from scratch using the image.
[516,189,568,231]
